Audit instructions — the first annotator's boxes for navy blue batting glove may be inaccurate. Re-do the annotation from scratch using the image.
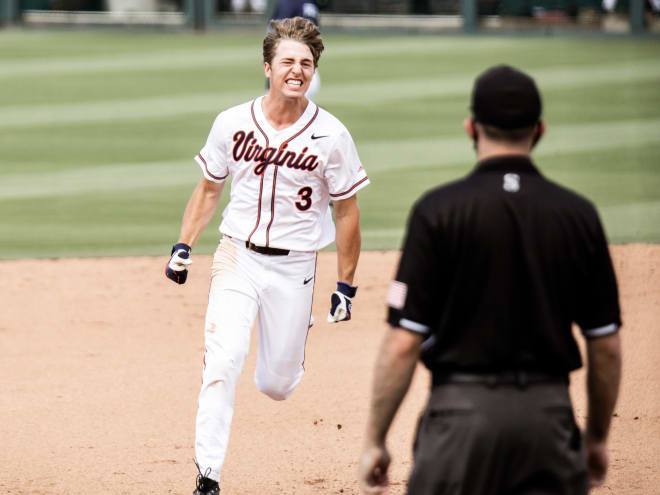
[165,243,192,285]
[327,281,358,322]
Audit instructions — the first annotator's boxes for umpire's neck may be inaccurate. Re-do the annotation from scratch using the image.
[463,118,545,163]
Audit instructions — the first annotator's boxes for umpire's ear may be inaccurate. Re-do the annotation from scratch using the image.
[464,118,478,148]
[463,118,477,139]
[532,121,546,148]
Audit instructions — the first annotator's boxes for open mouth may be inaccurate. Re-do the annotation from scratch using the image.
[286,79,303,87]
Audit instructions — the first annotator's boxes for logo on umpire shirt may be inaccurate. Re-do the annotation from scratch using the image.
[503,173,520,193]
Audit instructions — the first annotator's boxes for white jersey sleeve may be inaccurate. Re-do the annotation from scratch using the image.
[195,112,230,183]
[324,128,369,201]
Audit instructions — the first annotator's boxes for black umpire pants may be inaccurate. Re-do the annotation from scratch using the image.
[407,381,588,495]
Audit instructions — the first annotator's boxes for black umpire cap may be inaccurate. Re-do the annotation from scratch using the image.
[471,65,542,129]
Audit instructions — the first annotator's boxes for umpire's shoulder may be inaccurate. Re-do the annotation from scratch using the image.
[413,177,472,212]
[543,176,601,219]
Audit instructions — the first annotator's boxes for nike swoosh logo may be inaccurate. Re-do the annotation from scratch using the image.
[311,134,328,140]
[304,276,314,285]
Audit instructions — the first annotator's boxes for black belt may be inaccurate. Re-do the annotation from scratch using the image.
[245,241,289,256]
[433,371,568,388]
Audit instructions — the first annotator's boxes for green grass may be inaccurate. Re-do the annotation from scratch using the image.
[1,30,659,258]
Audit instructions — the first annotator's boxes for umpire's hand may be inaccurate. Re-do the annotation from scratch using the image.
[585,436,609,488]
[359,444,390,494]
[327,282,357,322]
[165,243,192,284]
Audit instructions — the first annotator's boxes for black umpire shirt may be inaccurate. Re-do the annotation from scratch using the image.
[387,155,621,376]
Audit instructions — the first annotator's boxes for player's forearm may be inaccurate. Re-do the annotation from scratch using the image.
[365,328,421,447]
[336,220,360,284]
[334,197,361,285]
[585,332,622,442]
[178,180,224,248]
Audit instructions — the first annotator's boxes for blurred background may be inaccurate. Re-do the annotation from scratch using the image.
[0,0,659,258]
[2,0,659,31]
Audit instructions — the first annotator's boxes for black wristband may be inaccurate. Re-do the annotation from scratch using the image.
[336,281,357,298]
[171,243,191,255]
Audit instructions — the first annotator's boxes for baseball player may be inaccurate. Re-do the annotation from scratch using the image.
[165,17,369,495]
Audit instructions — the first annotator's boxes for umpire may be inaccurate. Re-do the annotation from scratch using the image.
[359,65,622,495]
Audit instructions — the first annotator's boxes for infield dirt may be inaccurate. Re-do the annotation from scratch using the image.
[1,245,658,494]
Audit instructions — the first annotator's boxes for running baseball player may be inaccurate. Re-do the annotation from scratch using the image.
[165,17,369,495]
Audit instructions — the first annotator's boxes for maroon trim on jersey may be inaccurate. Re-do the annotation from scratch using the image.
[247,99,270,244]
[265,165,278,247]
[263,104,319,246]
[251,100,269,146]
[330,176,369,198]
[282,105,319,147]
[197,153,228,181]
[249,100,319,247]
[247,174,266,244]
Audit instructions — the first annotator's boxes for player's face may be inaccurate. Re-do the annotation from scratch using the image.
[265,39,315,100]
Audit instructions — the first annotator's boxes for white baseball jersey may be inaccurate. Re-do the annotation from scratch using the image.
[194,96,370,251]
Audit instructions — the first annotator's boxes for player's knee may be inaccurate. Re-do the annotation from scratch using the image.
[254,368,302,401]
[258,383,292,401]
[203,347,244,385]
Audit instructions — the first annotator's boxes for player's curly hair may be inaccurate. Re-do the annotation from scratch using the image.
[263,17,324,68]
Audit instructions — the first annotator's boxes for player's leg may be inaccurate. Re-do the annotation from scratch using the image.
[254,251,317,400]
[195,237,260,481]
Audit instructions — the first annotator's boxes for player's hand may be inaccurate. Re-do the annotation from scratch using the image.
[327,282,357,322]
[585,435,609,488]
[359,444,391,494]
[165,243,192,285]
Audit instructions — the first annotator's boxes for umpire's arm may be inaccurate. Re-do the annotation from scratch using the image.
[360,327,423,494]
[177,178,225,248]
[333,195,361,285]
[585,332,622,488]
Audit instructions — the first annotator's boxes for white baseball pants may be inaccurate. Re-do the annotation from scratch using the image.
[195,236,317,481]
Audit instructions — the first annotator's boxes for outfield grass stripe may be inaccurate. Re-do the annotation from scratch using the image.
[1,59,658,128]
[361,118,660,173]
[0,37,515,78]
[0,90,257,128]
[532,61,660,88]
[540,119,660,155]
[362,228,405,239]
[3,118,658,200]
[361,200,660,245]
[360,136,471,171]
[320,61,660,106]
[0,160,200,199]
[0,47,260,78]
[600,200,660,242]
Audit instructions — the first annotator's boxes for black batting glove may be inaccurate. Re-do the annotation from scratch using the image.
[327,281,358,322]
[165,243,192,285]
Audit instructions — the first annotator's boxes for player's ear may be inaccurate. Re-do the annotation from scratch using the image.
[264,62,271,78]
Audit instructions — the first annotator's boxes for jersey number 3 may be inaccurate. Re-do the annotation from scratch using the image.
[295,186,312,211]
